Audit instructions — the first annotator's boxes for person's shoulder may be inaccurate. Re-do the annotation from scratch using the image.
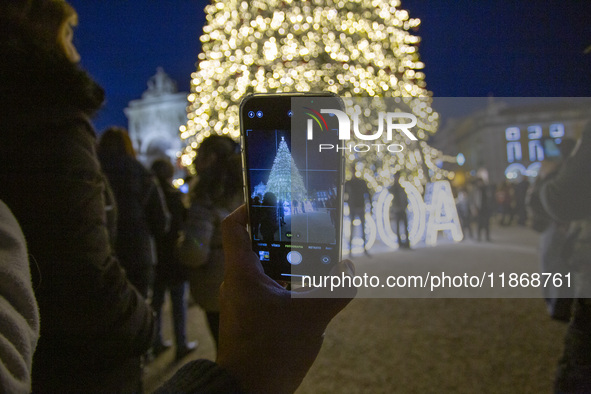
[115,156,151,179]
[132,158,151,174]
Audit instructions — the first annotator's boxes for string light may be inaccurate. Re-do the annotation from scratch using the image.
[182,0,454,193]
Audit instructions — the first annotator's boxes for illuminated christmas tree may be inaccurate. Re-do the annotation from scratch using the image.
[265,136,307,203]
[180,0,453,192]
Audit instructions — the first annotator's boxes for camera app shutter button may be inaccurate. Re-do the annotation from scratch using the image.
[286,251,302,265]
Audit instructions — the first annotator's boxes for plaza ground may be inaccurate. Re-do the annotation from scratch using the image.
[145,224,569,393]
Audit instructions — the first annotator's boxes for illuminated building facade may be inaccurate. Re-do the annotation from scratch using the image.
[124,67,188,169]
[433,98,591,184]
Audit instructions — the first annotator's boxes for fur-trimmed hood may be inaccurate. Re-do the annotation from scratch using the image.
[0,36,104,126]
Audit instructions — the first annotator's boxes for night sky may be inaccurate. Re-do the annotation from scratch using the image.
[68,1,591,133]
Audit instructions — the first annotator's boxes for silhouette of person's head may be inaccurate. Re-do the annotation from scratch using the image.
[195,135,238,172]
[98,127,136,158]
[262,192,277,206]
[151,159,175,184]
[192,135,242,205]
[1,0,80,62]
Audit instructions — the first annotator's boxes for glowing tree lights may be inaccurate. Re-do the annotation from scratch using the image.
[265,136,307,202]
[181,0,453,193]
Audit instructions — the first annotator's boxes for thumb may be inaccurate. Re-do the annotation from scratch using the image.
[292,259,357,329]
[294,259,357,298]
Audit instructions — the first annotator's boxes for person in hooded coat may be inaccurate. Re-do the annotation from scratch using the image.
[0,1,155,391]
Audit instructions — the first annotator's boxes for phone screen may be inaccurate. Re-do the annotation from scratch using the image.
[240,94,344,281]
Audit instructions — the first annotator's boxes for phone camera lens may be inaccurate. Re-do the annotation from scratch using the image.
[256,110,263,118]
[248,111,255,118]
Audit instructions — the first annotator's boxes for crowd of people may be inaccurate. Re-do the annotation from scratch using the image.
[454,175,534,242]
[0,1,355,392]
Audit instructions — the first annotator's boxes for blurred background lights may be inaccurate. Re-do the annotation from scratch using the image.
[180,0,452,195]
[456,153,466,166]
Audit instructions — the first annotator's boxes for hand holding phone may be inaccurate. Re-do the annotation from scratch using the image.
[216,205,355,393]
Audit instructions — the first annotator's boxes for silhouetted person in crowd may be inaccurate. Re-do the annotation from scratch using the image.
[184,136,243,349]
[528,138,576,321]
[0,2,155,391]
[260,192,279,242]
[251,195,262,238]
[389,172,410,249]
[292,199,300,214]
[472,178,492,241]
[456,187,473,239]
[278,198,286,225]
[150,159,196,360]
[497,181,515,226]
[325,188,340,241]
[513,176,530,226]
[541,124,591,393]
[98,127,170,298]
[345,173,372,255]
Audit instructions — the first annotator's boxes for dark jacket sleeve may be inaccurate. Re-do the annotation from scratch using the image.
[0,118,155,360]
[541,130,591,222]
[145,175,171,238]
[154,359,243,394]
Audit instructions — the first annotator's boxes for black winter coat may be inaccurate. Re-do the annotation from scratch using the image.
[154,182,188,283]
[0,31,155,392]
[99,152,170,297]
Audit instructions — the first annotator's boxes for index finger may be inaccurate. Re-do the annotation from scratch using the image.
[222,205,255,259]
[221,205,266,278]
[222,205,287,289]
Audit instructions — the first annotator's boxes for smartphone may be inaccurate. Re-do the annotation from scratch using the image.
[239,93,345,282]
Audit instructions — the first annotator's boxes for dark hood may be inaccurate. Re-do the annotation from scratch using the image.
[0,36,104,125]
